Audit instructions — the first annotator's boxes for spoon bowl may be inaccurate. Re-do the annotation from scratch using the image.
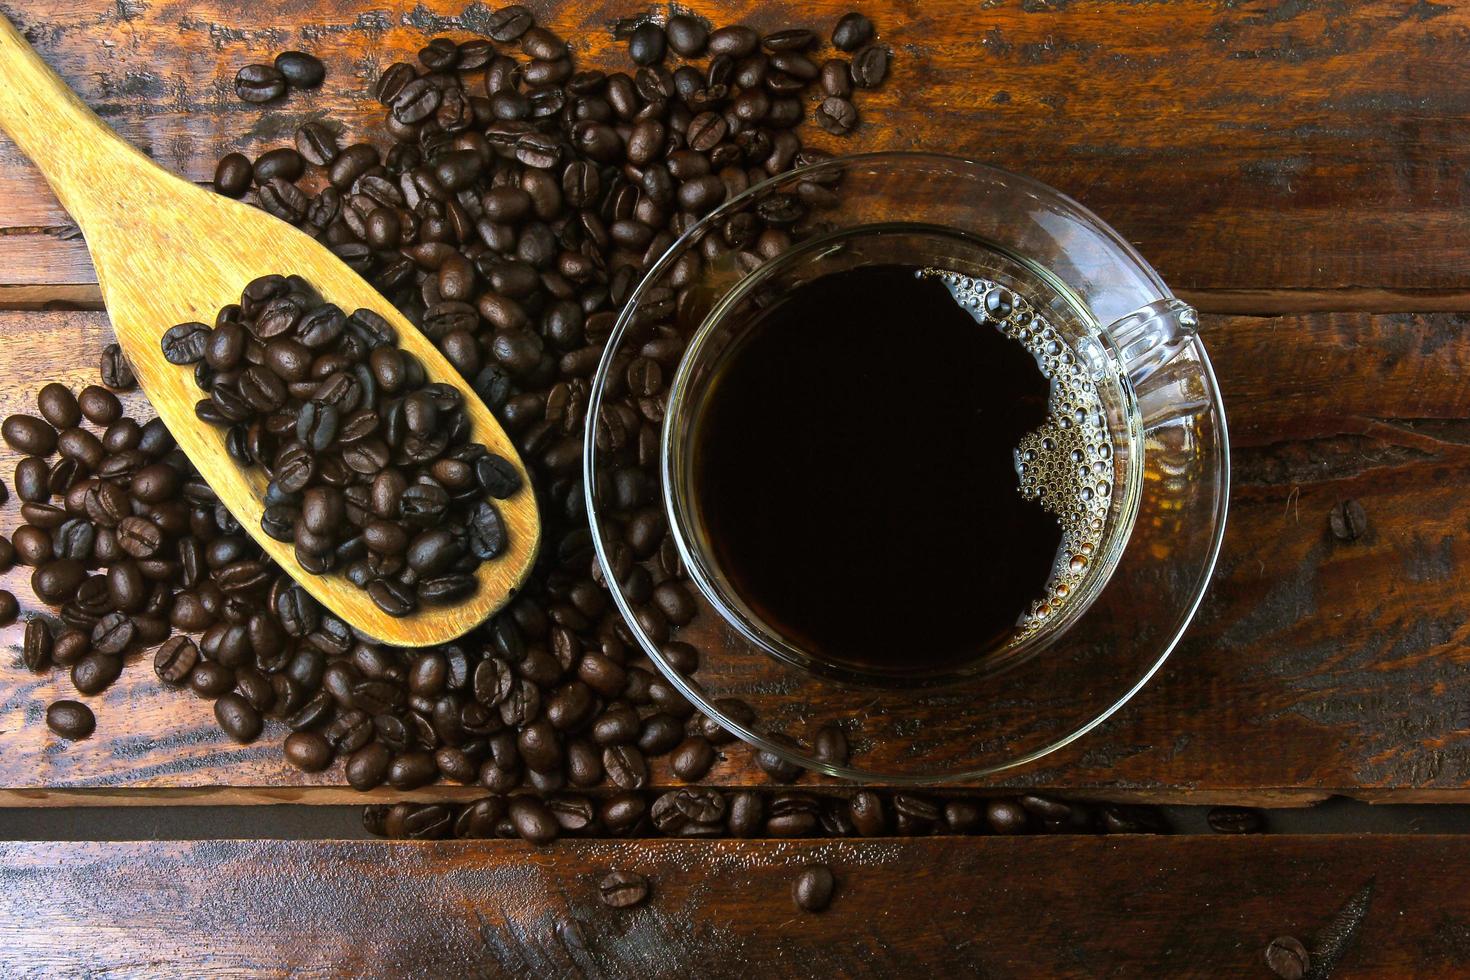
[0,16,540,646]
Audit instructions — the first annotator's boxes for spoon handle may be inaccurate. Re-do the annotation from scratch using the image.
[0,14,154,230]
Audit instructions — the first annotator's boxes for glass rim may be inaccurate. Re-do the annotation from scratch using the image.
[582,150,1231,784]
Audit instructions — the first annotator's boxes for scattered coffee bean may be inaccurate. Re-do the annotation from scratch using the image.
[22,618,52,671]
[236,63,287,104]
[46,700,96,740]
[1329,499,1367,541]
[274,50,326,89]
[99,344,137,390]
[1265,936,1310,980]
[598,869,649,908]
[793,864,835,912]
[1207,806,1265,834]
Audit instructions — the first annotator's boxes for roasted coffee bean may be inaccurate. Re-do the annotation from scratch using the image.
[37,383,82,429]
[22,618,53,672]
[0,591,16,628]
[154,636,200,685]
[13,526,54,566]
[599,870,649,908]
[666,14,708,56]
[813,724,849,766]
[1265,936,1310,980]
[215,153,253,197]
[816,96,857,134]
[46,700,96,740]
[850,43,890,88]
[1207,806,1265,834]
[214,691,264,742]
[3,414,56,455]
[253,147,304,185]
[792,864,835,912]
[661,729,716,781]
[628,22,666,66]
[33,559,86,603]
[90,611,137,655]
[236,63,288,104]
[99,344,137,390]
[826,9,871,49]
[603,744,648,789]
[72,651,123,695]
[275,50,325,89]
[986,799,1030,834]
[755,740,803,782]
[509,793,560,844]
[78,386,123,425]
[486,4,534,42]
[346,742,391,790]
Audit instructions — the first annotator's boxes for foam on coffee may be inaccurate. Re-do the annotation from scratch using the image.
[922,269,1114,640]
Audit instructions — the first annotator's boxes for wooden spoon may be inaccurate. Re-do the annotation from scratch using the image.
[0,16,540,646]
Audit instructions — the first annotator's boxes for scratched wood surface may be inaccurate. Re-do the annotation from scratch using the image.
[0,0,1467,311]
[5,309,1469,804]
[0,836,1434,976]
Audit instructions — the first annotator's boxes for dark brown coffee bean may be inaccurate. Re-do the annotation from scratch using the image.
[236,63,287,103]
[188,661,236,699]
[3,414,56,455]
[275,50,326,89]
[22,618,53,671]
[72,651,122,695]
[486,5,534,42]
[215,153,253,197]
[78,386,122,425]
[986,799,1030,834]
[0,591,16,628]
[666,14,708,56]
[1207,806,1265,834]
[850,43,890,88]
[603,744,648,789]
[33,559,86,603]
[90,611,136,655]
[344,742,391,790]
[154,636,200,685]
[37,383,81,429]
[117,516,163,558]
[670,735,716,781]
[628,22,666,66]
[793,864,835,912]
[708,24,758,57]
[832,11,874,51]
[816,96,858,135]
[1264,936,1310,980]
[813,724,849,766]
[215,691,264,742]
[509,794,560,844]
[599,870,649,908]
[46,700,96,740]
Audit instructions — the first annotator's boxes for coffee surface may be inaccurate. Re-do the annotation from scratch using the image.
[691,264,1062,677]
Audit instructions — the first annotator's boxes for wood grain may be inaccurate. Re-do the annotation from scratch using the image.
[0,835,1451,977]
[1,0,1469,311]
[5,309,1470,803]
[0,14,540,646]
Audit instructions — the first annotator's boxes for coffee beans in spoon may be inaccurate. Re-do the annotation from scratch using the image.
[166,276,516,619]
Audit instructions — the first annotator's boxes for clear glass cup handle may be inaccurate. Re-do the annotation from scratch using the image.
[1106,298,1209,429]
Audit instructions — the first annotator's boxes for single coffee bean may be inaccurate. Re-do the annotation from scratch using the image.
[90,611,137,655]
[78,386,123,425]
[816,96,857,135]
[850,43,890,88]
[670,735,716,781]
[508,794,560,845]
[46,700,96,740]
[666,14,708,56]
[0,591,17,627]
[236,63,287,103]
[831,11,874,51]
[1207,806,1265,834]
[214,691,264,742]
[275,50,326,89]
[154,636,200,685]
[628,22,666,66]
[99,345,136,390]
[3,414,57,455]
[485,4,534,42]
[345,742,391,791]
[37,383,82,429]
[598,870,649,908]
[22,618,53,671]
[793,864,835,912]
[33,559,86,603]
[987,799,1029,834]
[71,651,123,695]
[1329,498,1367,541]
[1265,936,1310,980]
[253,147,304,185]
[214,153,253,197]
[188,661,236,699]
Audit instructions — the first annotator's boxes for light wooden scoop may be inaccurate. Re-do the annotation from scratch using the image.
[0,16,540,646]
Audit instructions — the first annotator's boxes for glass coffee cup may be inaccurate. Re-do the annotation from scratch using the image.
[586,152,1228,783]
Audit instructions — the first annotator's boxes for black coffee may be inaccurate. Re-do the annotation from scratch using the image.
[691,264,1063,677]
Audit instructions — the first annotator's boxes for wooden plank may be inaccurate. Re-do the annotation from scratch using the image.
[0,835,1450,976]
[0,0,1467,307]
[4,309,1470,803]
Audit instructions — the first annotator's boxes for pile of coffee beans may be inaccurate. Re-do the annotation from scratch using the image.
[362,790,1170,844]
[3,7,897,834]
[165,277,521,617]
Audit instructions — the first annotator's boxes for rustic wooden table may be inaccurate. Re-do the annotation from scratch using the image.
[2,0,1469,974]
